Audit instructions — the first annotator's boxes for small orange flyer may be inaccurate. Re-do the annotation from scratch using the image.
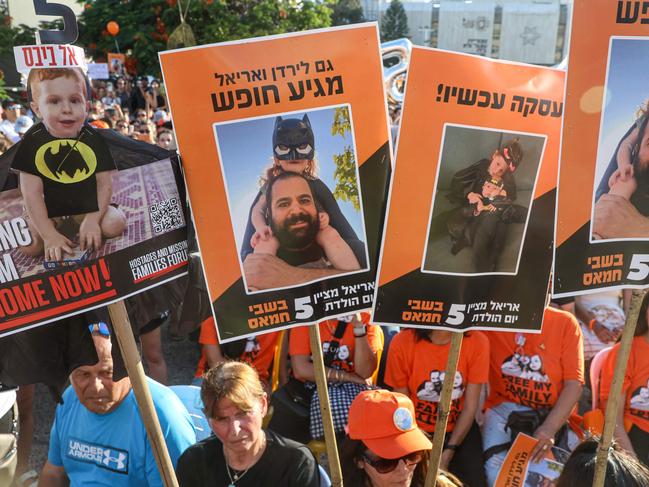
[554,0,649,296]
[373,46,564,331]
[160,24,391,342]
[495,433,568,487]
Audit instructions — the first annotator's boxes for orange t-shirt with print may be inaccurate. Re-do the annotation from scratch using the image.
[384,329,489,433]
[601,336,649,433]
[195,317,279,382]
[289,313,382,373]
[485,307,584,411]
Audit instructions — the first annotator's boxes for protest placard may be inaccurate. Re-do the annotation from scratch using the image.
[107,52,126,77]
[554,0,649,297]
[0,60,188,337]
[87,62,109,80]
[373,47,564,332]
[160,24,391,342]
[495,433,568,487]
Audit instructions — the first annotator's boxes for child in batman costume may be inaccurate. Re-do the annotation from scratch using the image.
[11,67,126,262]
[240,114,367,269]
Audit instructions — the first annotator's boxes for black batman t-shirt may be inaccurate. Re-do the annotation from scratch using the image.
[12,122,116,218]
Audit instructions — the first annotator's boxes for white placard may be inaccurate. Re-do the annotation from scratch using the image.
[87,63,109,80]
[499,2,560,64]
[13,45,87,75]
[437,1,496,57]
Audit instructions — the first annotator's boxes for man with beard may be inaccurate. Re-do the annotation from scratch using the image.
[243,172,363,290]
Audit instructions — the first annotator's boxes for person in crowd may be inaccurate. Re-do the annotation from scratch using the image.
[176,361,321,486]
[14,115,34,138]
[556,438,649,487]
[99,87,120,108]
[114,77,131,109]
[38,324,196,486]
[148,79,166,110]
[193,317,280,393]
[130,76,150,112]
[385,328,489,486]
[482,305,584,485]
[156,129,175,151]
[115,118,130,137]
[289,312,381,440]
[0,386,18,487]
[340,389,436,487]
[133,119,156,144]
[89,98,105,121]
[0,100,21,142]
[600,292,649,466]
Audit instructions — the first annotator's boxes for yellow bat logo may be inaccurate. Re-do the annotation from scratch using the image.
[35,139,97,184]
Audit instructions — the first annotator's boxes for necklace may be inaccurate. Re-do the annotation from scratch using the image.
[223,432,267,486]
[225,462,251,486]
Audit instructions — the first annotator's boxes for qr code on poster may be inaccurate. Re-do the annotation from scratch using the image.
[150,197,184,234]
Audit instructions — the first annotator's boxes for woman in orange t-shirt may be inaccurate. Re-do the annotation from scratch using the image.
[385,328,489,487]
[482,306,584,485]
[193,317,280,392]
[289,312,382,440]
[601,293,649,466]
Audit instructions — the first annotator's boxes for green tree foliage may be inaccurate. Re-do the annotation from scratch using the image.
[0,17,37,57]
[77,0,332,76]
[329,0,364,26]
[331,106,359,211]
[380,0,409,42]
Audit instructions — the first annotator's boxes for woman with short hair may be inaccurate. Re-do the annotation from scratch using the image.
[176,361,320,486]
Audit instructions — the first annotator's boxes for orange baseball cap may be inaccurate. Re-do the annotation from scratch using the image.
[347,389,432,459]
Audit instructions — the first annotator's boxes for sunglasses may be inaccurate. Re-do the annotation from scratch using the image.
[137,113,147,118]
[362,450,425,474]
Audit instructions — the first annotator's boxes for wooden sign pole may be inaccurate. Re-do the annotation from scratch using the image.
[593,289,645,487]
[309,324,344,487]
[108,300,179,487]
[424,332,464,487]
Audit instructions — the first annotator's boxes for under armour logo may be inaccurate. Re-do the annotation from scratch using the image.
[103,450,127,471]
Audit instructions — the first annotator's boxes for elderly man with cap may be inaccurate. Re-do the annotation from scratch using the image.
[38,324,196,486]
[339,389,456,487]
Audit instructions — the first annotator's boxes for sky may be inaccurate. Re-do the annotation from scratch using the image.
[213,105,366,251]
[595,37,649,186]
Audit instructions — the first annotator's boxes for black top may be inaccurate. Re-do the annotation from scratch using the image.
[447,158,517,205]
[176,430,321,487]
[12,122,116,218]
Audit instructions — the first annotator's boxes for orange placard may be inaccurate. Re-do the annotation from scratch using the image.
[160,24,391,342]
[107,53,125,76]
[373,47,563,332]
[495,433,567,487]
[554,1,649,296]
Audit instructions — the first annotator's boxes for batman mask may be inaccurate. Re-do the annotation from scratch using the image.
[272,114,315,161]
